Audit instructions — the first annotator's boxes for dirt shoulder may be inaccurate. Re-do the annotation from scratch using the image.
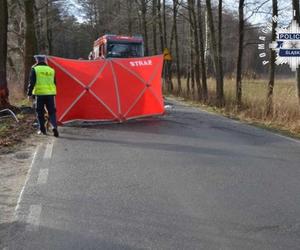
[0,113,36,154]
[0,113,46,247]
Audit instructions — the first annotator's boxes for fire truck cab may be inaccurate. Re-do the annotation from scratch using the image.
[90,34,144,60]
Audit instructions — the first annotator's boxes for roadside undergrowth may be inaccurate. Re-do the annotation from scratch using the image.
[0,82,35,154]
[165,78,300,139]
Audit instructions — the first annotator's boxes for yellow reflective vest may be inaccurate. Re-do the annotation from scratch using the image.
[32,65,56,95]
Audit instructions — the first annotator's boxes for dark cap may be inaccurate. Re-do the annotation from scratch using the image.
[34,55,46,63]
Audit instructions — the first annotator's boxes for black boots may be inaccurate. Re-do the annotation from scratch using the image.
[53,128,59,137]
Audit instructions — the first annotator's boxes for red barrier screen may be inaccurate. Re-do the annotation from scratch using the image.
[47,55,165,124]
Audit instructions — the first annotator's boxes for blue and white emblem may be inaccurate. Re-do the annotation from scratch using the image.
[269,20,300,71]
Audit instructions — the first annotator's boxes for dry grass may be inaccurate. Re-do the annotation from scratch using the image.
[168,77,300,136]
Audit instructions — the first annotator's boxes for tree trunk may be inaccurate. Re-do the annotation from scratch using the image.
[34,3,42,53]
[187,68,191,97]
[266,0,278,116]
[163,0,170,89]
[236,0,245,108]
[173,0,181,95]
[188,0,202,101]
[157,0,164,52]
[188,3,194,98]
[168,23,176,92]
[127,0,133,35]
[197,0,208,102]
[141,0,149,56]
[217,0,224,106]
[0,0,9,107]
[24,0,38,93]
[163,0,167,49]
[137,7,142,35]
[46,0,53,54]
[206,0,224,106]
[152,0,158,55]
[293,0,300,105]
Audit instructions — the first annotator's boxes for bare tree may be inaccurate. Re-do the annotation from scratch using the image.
[293,0,300,105]
[157,0,164,52]
[46,0,53,54]
[0,0,9,107]
[142,0,149,56]
[206,0,224,106]
[163,0,167,48]
[167,22,175,92]
[6,1,25,83]
[34,0,56,54]
[163,0,172,90]
[24,0,38,92]
[173,0,182,94]
[266,0,277,115]
[126,0,133,35]
[188,0,195,97]
[188,0,202,100]
[152,0,158,54]
[197,0,208,102]
[217,0,224,106]
[135,0,149,56]
[236,0,245,108]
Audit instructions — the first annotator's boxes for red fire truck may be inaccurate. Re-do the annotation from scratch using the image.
[90,34,144,59]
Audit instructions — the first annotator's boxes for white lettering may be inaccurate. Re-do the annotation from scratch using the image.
[258,44,265,50]
[272,15,278,23]
[259,36,266,41]
[279,33,300,40]
[129,60,153,67]
[259,53,266,58]
[262,60,269,65]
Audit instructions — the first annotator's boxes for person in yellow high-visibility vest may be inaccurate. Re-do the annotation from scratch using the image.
[27,55,59,137]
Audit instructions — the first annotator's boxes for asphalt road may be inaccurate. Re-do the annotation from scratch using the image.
[5,100,300,250]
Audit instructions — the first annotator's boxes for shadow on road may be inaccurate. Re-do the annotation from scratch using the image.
[2,211,297,250]
[1,221,140,250]
[61,107,283,147]
[58,134,287,163]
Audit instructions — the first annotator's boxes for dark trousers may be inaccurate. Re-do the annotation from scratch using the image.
[36,95,57,132]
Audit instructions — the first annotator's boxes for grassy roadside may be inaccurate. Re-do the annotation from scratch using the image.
[166,94,300,140]
[164,77,300,139]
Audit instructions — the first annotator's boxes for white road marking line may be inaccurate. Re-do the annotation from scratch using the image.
[26,205,42,231]
[44,141,54,159]
[15,149,38,212]
[37,169,49,185]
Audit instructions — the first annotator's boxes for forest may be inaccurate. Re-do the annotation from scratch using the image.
[0,0,300,134]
